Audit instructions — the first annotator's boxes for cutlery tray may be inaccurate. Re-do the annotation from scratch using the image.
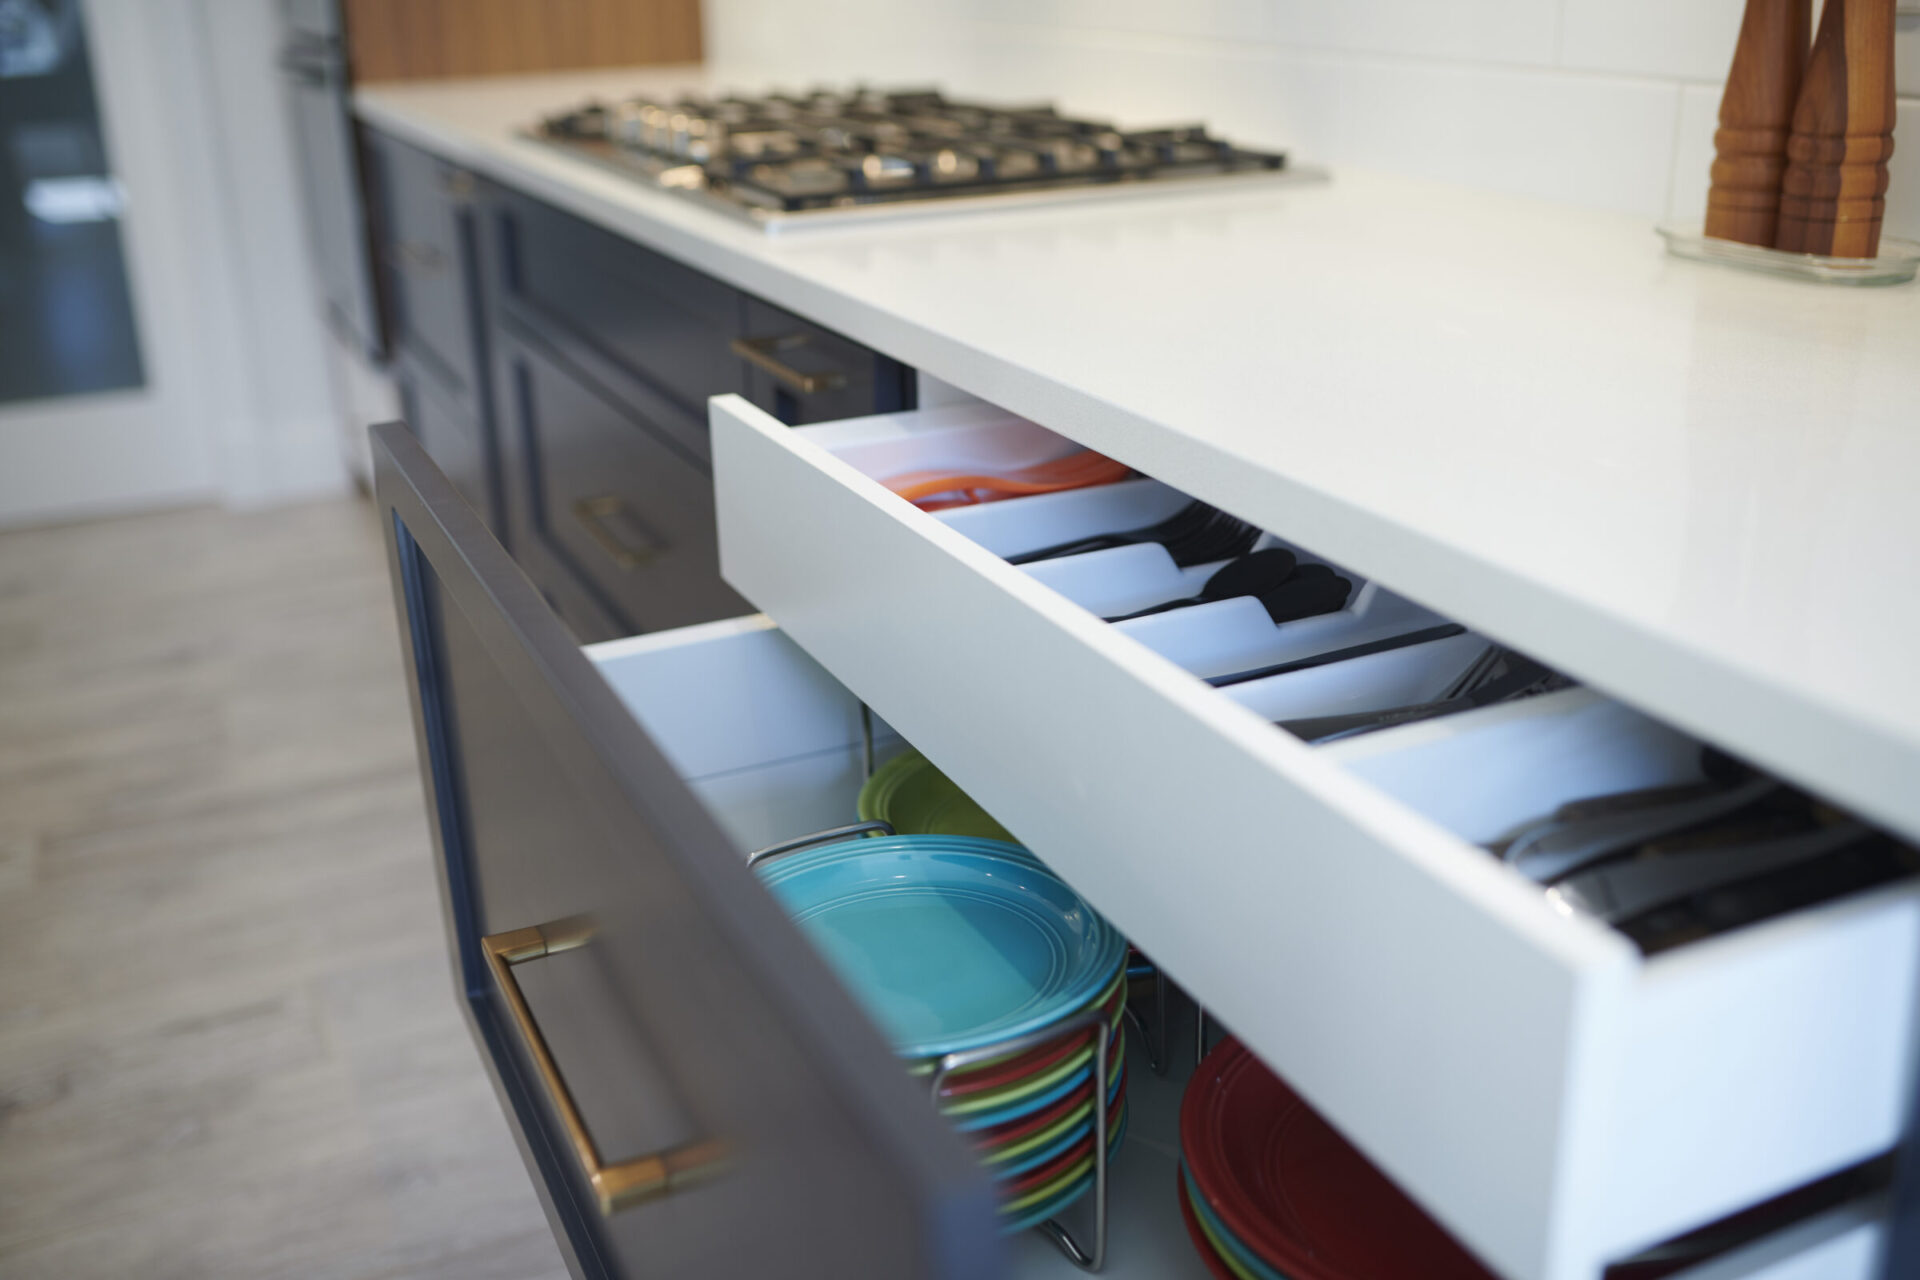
[710,396,1920,1280]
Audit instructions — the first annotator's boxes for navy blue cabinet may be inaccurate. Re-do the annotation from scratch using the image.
[372,423,1000,1280]
[363,138,916,643]
[492,317,748,638]
[365,132,504,537]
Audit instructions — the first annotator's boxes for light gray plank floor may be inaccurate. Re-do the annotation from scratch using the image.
[0,499,569,1280]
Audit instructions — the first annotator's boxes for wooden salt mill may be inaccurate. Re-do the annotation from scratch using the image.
[1706,0,1810,246]
[1776,0,1897,256]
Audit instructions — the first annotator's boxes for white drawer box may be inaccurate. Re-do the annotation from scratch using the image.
[710,395,1920,1280]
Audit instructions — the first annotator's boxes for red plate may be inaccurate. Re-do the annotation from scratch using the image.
[1180,1039,1495,1280]
[972,1067,1127,1153]
[1005,1130,1097,1197]
[1176,1168,1239,1280]
[962,1030,1124,1142]
[940,982,1125,1098]
[999,1100,1126,1198]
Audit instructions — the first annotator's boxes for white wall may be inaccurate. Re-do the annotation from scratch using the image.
[707,0,1920,238]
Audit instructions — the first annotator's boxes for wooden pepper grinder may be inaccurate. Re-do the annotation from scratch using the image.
[1775,0,1897,256]
[1706,0,1811,246]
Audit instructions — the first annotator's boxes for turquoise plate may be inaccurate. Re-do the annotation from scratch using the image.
[1182,1164,1288,1280]
[758,836,1126,1060]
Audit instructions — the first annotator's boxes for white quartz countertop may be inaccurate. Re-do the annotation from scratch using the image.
[358,68,1920,842]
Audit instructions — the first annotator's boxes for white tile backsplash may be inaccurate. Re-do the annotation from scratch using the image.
[1900,13,1920,99]
[1267,0,1560,66]
[1275,54,1681,215]
[1667,83,1721,225]
[707,0,1920,232]
[1889,98,1920,243]
[971,0,1278,45]
[1558,0,1745,82]
[1562,2,1919,92]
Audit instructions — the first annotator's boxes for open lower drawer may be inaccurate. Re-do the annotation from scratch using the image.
[374,421,1223,1280]
[589,618,1221,1280]
[710,396,1920,1280]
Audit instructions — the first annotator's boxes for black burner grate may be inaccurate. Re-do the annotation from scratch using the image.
[536,88,1287,215]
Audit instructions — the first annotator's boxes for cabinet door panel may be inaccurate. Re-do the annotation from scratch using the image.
[498,323,749,636]
[497,190,740,439]
[371,135,482,404]
[372,422,1001,1280]
[397,351,501,537]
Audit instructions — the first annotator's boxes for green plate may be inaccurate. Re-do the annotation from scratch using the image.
[999,1100,1129,1216]
[859,750,1015,842]
[939,1025,1124,1118]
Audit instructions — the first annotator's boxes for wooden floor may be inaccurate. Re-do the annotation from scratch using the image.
[0,499,567,1280]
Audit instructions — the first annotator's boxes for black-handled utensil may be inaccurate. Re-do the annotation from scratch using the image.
[1208,623,1469,690]
[1504,775,1784,884]
[1005,500,1261,567]
[1548,821,1873,925]
[1101,548,1297,622]
[1272,646,1556,738]
[1247,564,1354,626]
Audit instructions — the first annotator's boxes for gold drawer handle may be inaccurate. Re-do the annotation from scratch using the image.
[570,495,661,570]
[483,919,727,1215]
[391,241,447,274]
[730,333,848,396]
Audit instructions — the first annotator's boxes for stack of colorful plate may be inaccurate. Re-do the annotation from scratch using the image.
[859,755,1160,1052]
[1179,1039,1495,1280]
[758,834,1130,1232]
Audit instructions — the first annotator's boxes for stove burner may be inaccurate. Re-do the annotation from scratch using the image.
[532,87,1291,221]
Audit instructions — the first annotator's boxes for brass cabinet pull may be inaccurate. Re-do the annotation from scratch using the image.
[391,241,447,274]
[438,167,476,201]
[483,920,727,1215]
[730,333,848,396]
[570,495,659,570]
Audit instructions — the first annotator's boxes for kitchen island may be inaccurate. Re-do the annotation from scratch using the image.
[355,65,1920,1280]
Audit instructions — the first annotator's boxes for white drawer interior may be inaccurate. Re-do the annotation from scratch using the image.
[709,396,1920,1280]
[588,614,898,853]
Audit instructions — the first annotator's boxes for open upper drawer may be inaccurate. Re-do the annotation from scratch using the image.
[709,396,1920,1280]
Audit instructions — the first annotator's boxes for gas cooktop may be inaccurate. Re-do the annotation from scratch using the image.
[530,87,1319,228]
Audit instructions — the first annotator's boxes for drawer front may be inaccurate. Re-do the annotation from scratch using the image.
[496,189,742,432]
[371,423,1000,1280]
[709,396,1920,1280]
[498,322,749,639]
[370,133,482,406]
[739,298,915,427]
[396,350,501,537]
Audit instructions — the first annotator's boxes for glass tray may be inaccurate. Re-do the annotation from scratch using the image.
[1656,222,1920,286]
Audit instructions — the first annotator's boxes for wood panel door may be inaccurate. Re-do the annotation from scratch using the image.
[344,0,702,83]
